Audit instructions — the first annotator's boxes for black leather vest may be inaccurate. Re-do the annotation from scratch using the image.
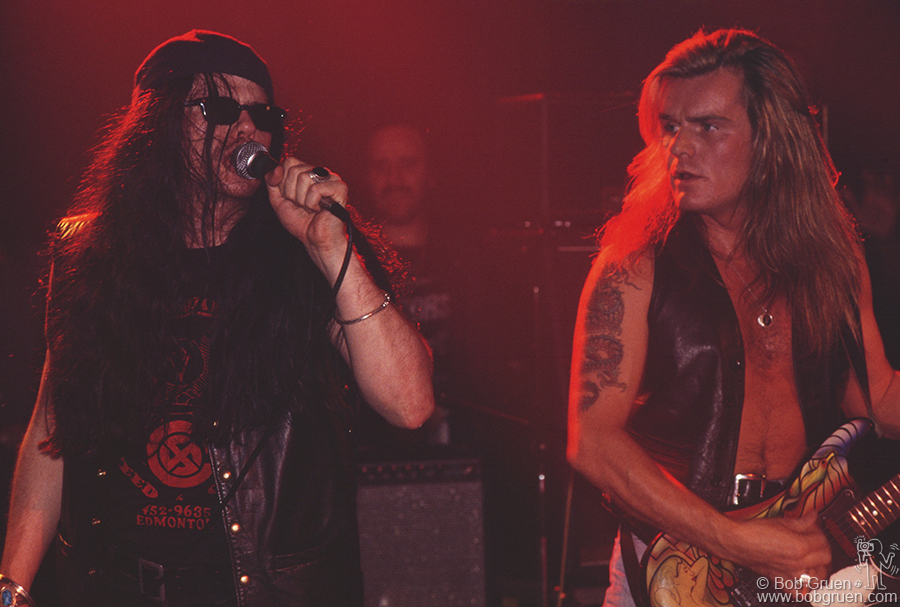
[57,404,363,607]
[628,220,850,509]
[209,406,363,606]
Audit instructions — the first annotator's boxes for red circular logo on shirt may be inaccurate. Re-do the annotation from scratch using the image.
[147,420,213,488]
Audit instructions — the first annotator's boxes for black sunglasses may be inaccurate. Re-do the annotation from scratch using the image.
[184,97,286,132]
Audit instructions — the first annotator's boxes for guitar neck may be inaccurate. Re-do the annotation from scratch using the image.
[849,473,900,537]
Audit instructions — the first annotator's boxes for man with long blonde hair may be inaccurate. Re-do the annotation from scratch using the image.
[568,28,900,607]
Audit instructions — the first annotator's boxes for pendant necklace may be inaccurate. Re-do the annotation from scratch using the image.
[733,267,773,328]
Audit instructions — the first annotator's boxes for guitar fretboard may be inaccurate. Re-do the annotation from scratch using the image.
[848,474,900,538]
[826,473,900,557]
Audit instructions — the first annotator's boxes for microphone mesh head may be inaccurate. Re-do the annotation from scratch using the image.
[233,141,268,180]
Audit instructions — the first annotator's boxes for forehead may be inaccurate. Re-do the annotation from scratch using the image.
[658,68,748,121]
[188,73,269,102]
[368,126,426,160]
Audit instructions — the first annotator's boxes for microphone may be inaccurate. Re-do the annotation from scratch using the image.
[233,141,279,180]
[233,142,350,224]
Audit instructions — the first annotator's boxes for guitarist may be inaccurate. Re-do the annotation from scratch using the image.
[567,28,900,607]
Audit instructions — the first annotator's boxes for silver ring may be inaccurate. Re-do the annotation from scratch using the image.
[799,573,812,586]
[309,167,331,183]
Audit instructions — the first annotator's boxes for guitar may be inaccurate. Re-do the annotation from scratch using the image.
[640,419,900,607]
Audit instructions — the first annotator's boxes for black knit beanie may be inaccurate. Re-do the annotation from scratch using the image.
[134,30,274,100]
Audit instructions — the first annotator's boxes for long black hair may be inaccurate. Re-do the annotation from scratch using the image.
[43,73,351,456]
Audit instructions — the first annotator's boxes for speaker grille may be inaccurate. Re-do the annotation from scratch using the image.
[357,458,486,606]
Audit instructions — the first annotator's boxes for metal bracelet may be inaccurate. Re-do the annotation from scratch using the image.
[335,292,391,325]
[0,574,37,607]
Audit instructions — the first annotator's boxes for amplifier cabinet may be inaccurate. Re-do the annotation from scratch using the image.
[357,457,486,607]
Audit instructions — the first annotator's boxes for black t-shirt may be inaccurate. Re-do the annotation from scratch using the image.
[101,250,229,570]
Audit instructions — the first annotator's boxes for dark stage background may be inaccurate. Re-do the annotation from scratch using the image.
[2,1,900,605]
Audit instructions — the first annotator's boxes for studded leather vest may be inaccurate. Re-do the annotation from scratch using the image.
[627,219,851,509]
[208,406,363,606]
[57,404,363,607]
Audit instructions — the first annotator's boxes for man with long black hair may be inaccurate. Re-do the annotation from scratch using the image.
[0,30,434,606]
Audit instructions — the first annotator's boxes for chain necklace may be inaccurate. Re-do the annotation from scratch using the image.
[733,267,773,328]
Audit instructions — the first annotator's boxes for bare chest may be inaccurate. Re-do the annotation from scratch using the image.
[721,271,807,478]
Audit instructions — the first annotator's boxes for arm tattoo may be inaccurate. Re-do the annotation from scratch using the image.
[578,269,631,412]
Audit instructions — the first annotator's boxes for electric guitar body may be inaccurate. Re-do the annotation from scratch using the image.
[640,419,900,607]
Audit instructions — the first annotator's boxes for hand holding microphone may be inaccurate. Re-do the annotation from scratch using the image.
[233,142,397,300]
[232,141,350,223]
[234,141,355,296]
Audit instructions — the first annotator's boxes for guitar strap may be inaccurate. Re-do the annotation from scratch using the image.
[620,524,650,607]
[842,323,881,437]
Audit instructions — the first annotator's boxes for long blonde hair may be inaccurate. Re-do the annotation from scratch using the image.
[601,28,860,354]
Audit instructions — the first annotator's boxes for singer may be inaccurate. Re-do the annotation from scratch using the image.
[0,30,434,607]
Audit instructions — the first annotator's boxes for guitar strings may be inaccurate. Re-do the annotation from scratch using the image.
[832,481,900,549]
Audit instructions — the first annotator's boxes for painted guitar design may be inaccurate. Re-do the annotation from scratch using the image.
[640,419,900,607]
